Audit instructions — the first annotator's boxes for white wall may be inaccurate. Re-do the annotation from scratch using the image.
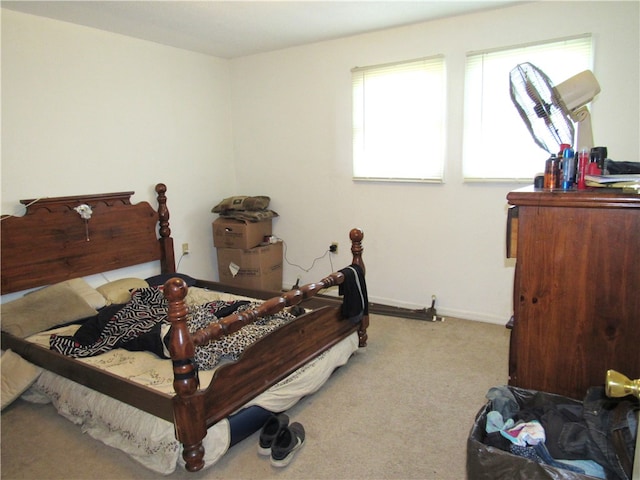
[2,3,639,324]
[1,9,236,288]
[230,1,640,324]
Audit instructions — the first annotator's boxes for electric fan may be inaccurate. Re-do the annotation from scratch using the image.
[509,62,601,153]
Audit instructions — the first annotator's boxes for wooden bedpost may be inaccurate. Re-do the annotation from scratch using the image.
[155,183,176,274]
[350,228,365,274]
[349,228,369,347]
[164,277,206,472]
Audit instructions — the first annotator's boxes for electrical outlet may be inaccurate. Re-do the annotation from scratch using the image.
[182,243,190,255]
[329,242,338,254]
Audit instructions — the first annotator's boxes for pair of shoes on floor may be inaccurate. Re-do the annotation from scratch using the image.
[258,413,305,467]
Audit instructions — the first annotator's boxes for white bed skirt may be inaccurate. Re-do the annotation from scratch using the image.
[22,332,359,474]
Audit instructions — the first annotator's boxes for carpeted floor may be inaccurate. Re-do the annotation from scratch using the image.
[0,314,510,479]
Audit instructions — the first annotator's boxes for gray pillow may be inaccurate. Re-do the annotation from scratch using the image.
[1,349,42,410]
[1,283,98,338]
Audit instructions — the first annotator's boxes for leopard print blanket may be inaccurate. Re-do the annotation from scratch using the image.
[188,301,294,370]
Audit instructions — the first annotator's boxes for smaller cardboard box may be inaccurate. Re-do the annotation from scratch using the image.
[212,217,272,249]
[217,242,283,291]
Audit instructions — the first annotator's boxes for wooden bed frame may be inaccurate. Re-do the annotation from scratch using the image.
[0,183,368,472]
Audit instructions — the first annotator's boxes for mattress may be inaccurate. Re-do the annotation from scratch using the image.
[21,287,360,474]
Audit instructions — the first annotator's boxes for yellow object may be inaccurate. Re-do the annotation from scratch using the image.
[605,370,640,480]
[606,370,640,400]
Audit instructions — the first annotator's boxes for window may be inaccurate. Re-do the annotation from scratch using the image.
[352,56,446,182]
[462,35,593,181]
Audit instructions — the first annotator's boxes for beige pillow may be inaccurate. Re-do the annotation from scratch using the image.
[60,278,106,310]
[1,349,43,410]
[1,283,98,338]
[96,278,149,305]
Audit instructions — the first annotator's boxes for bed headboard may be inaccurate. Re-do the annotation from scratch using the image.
[1,183,175,295]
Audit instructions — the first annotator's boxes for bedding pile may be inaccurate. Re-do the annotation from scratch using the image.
[48,286,297,370]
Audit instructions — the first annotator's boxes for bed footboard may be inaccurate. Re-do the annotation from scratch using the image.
[164,228,367,472]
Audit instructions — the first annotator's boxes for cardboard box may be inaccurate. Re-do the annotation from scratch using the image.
[217,242,283,291]
[212,217,272,249]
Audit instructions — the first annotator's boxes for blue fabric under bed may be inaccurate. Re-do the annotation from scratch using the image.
[228,405,273,447]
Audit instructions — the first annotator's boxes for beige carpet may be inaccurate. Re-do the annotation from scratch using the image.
[0,314,510,479]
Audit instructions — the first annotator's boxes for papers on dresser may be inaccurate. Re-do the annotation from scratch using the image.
[585,174,640,189]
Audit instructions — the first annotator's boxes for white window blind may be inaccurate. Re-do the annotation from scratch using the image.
[352,55,446,182]
[462,35,593,181]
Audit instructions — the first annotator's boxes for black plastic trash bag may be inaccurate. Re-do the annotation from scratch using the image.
[466,386,638,480]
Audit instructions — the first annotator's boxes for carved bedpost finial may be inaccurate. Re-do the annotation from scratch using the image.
[349,228,365,273]
[163,277,198,396]
[155,183,176,274]
[155,183,171,239]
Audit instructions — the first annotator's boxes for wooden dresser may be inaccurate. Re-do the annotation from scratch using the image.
[506,186,640,400]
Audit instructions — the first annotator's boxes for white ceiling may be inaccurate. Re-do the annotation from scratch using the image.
[2,1,524,58]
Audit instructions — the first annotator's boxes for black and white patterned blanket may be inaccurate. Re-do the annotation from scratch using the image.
[49,287,295,370]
